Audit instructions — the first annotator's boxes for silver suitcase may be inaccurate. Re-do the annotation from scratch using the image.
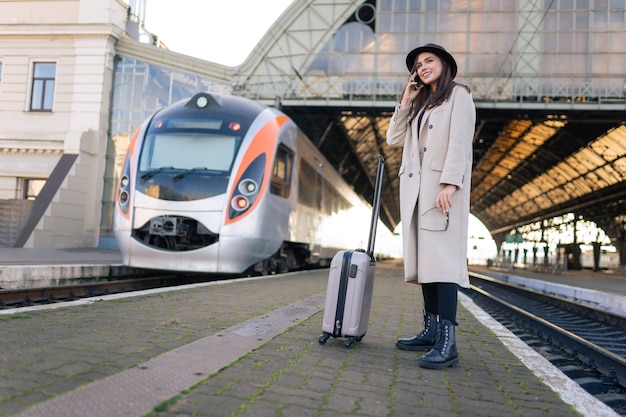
[318,155,384,347]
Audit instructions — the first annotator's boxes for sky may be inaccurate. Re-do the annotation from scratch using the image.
[144,0,295,66]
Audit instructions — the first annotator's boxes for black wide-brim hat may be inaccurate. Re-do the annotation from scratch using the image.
[405,43,457,79]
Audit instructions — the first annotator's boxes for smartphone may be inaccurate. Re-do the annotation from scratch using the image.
[413,75,423,88]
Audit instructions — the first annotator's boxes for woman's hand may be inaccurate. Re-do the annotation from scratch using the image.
[435,184,457,213]
[399,72,421,108]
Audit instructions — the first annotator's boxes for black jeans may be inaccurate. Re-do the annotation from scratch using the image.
[422,282,458,322]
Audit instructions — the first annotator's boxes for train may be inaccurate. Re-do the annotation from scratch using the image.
[113,92,397,274]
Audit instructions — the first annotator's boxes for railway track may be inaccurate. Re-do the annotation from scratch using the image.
[0,273,224,309]
[464,271,626,416]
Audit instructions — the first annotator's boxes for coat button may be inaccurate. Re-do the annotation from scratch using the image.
[429,124,433,129]
[423,147,427,152]
[408,173,413,177]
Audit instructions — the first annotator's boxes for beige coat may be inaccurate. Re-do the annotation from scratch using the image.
[386,85,475,288]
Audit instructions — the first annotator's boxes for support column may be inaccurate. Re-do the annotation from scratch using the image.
[616,236,626,269]
[592,241,601,271]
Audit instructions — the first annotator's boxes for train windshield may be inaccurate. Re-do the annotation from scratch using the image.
[136,126,245,201]
[134,108,254,201]
[141,133,237,172]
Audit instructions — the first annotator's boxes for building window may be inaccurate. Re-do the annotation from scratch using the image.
[21,178,46,200]
[30,62,56,111]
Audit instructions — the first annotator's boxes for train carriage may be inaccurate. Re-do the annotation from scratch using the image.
[114,92,379,274]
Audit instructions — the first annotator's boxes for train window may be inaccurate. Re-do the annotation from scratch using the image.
[271,144,294,198]
[322,180,351,215]
[298,160,317,207]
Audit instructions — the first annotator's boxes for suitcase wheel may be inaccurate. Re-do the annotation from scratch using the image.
[344,334,365,348]
[344,337,357,348]
[318,333,331,345]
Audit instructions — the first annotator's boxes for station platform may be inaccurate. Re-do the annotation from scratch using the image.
[0,252,621,417]
[469,265,626,318]
[0,248,134,289]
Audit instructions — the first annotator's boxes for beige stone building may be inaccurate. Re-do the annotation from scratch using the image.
[0,0,231,248]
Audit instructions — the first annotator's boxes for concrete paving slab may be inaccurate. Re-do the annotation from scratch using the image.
[0,261,617,417]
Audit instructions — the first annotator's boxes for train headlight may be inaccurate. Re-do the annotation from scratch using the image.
[238,179,258,195]
[186,93,218,110]
[119,190,129,204]
[120,175,129,188]
[196,95,209,108]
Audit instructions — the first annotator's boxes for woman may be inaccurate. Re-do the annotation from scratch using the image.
[386,44,475,369]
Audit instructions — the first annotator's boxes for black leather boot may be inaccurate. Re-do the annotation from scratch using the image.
[396,311,438,351]
[418,319,458,369]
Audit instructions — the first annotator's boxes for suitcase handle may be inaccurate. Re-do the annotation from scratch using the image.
[367,154,385,258]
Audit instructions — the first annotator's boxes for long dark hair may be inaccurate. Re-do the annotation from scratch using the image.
[402,56,470,124]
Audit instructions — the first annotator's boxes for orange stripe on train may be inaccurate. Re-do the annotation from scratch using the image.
[224,115,288,225]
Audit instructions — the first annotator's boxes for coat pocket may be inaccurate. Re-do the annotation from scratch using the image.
[431,161,444,171]
[419,207,449,231]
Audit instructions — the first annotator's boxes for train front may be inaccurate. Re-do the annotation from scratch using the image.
[113,92,281,273]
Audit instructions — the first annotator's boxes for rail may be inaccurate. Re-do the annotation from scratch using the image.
[465,271,626,415]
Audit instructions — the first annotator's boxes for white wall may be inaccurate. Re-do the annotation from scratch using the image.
[0,0,126,248]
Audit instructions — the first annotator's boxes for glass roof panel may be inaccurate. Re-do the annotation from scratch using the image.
[503,194,520,207]
[571,177,594,194]
[508,189,529,204]
[521,183,542,197]
[583,171,607,190]
[591,138,620,161]
[499,157,519,169]
[565,155,591,175]
[606,125,626,147]
[524,124,558,146]
[546,188,570,205]
[511,141,537,159]
[563,182,586,198]
[509,120,533,138]
[491,165,510,178]
[522,200,540,213]
[533,175,559,192]
[594,165,622,185]
[547,165,574,183]
[580,147,610,168]
[534,194,553,209]
[611,156,626,177]
[558,162,580,178]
